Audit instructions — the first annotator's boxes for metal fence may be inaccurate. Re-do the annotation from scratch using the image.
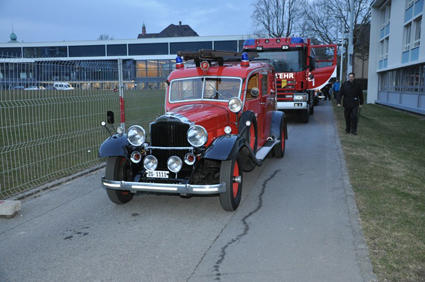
[0,59,165,199]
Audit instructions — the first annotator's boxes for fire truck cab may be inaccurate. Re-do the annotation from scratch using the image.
[243,38,337,123]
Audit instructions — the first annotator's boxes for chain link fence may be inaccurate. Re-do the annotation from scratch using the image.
[0,58,165,199]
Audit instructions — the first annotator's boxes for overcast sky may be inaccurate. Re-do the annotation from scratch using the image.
[0,0,256,43]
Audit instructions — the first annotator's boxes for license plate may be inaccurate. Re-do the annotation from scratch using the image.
[294,103,303,107]
[146,170,169,178]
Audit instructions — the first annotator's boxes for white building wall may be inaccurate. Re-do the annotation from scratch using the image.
[368,0,425,114]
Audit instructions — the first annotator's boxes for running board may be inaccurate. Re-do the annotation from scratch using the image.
[255,139,280,160]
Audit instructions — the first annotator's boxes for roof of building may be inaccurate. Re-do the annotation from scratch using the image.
[137,22,198,39]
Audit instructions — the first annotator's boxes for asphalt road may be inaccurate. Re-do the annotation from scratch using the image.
[0,102,376,282]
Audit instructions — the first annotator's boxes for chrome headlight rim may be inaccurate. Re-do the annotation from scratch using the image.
[187,125,208,147]
[228,97,243,113]
[167,155,183,173]
[143,155,158,171]
[127,125,146,146]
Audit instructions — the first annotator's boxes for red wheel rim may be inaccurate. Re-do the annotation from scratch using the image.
[232,161,240,198]
[249,125,255,150]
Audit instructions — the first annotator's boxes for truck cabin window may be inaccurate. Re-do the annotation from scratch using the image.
[254,50,304,72]
[169,77,241,102]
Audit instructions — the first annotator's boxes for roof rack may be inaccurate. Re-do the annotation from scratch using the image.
[177,49,257,66]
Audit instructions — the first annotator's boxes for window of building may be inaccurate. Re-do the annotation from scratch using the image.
[403,23,412,50]
[406,0,415,8]
[0,47,22,58]
[69,45,106,57]
[414,16,422,47]
[23,46,67,58]
[107,44,127,56]
[129,43,168,55]
[214,41,237,52]
[170,41,212,54]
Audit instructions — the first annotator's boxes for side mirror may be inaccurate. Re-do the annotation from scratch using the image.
[250,87,260,98]
[107,111,115,124]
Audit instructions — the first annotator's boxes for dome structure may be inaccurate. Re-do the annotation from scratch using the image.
[9,32,18,43]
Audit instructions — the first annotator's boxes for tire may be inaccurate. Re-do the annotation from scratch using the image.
[105,157,134,204]
[301,109,309,123]
[272,120,286,158]
[219,158,243,211]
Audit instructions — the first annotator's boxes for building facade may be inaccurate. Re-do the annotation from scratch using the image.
[0,35,249,89]
[369,0,425,114]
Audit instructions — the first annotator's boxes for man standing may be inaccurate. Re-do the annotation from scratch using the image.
[339,73,364,135]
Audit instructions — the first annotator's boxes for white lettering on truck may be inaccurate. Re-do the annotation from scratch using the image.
[276,73,295,79]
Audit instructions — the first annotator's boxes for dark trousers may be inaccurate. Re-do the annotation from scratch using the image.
[344,105,359,133]
[334,91,340,103]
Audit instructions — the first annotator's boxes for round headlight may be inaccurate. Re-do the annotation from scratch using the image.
[167,156,182,173]
[187,125,208,147]
[228,97,242,113]
[127,125,145,146]
[143,155,158,171]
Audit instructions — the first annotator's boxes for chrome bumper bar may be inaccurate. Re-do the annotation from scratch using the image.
[101,177,226,195]
[277,101,308,110]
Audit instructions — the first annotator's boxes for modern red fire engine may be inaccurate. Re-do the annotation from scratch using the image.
[243,38,337,122]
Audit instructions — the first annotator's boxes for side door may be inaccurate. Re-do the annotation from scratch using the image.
[244,72,265,146]
[308,44,338,90]
[260,71,272,140]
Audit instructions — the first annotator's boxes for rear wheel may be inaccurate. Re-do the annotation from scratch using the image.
[219,158,243,211]
[105,157,134,204]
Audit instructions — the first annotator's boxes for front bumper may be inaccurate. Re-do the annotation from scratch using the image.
[101,177,226,195]
[277,101,308,110]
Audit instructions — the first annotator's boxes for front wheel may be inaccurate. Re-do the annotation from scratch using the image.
[219,158,243,211]
[300,109,309,123]
[105,157,134,204]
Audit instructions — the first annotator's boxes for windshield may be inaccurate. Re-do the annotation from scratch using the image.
[255,50,303,72]
[169,77,241,102]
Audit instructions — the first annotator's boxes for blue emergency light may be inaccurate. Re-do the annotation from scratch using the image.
[290,37,304,44]
[176,55,184,69]
[243,39,255,47]
[241,52,249,67]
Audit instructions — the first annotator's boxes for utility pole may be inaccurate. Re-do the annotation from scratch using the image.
[347,0,355,76]
[339,20,344,82]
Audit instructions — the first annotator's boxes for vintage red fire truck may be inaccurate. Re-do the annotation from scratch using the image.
[243,37,337,122]
[99,50,287,211]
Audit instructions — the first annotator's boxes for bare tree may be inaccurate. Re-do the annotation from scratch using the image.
[98,34,114,40]
[252,0,303,37]
[302,0,371,46]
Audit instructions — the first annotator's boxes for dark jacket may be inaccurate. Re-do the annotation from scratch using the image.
[340,80,363,108]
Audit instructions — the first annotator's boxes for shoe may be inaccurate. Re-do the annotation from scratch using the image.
[345,129,350,134]
[351,132,357,135]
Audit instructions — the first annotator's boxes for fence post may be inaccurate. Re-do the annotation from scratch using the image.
[118,59,125,131]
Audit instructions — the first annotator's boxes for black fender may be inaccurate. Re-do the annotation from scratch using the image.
[270,111,288,140]
[204,135,244,161]
[98,134,129,158]
[238,111,258,152]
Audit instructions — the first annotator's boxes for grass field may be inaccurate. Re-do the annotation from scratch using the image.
[0,89,164,199]
[334,104,425,281]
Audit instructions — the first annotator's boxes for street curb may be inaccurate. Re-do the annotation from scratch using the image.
[10,163,105,201]
[332,109,378,282]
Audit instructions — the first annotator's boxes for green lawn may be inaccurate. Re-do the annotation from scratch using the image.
[0,89,164,199]
[334,104,425,281]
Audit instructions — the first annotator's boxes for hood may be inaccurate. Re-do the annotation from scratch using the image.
[169,103,229,124]
[166,103,231,145]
